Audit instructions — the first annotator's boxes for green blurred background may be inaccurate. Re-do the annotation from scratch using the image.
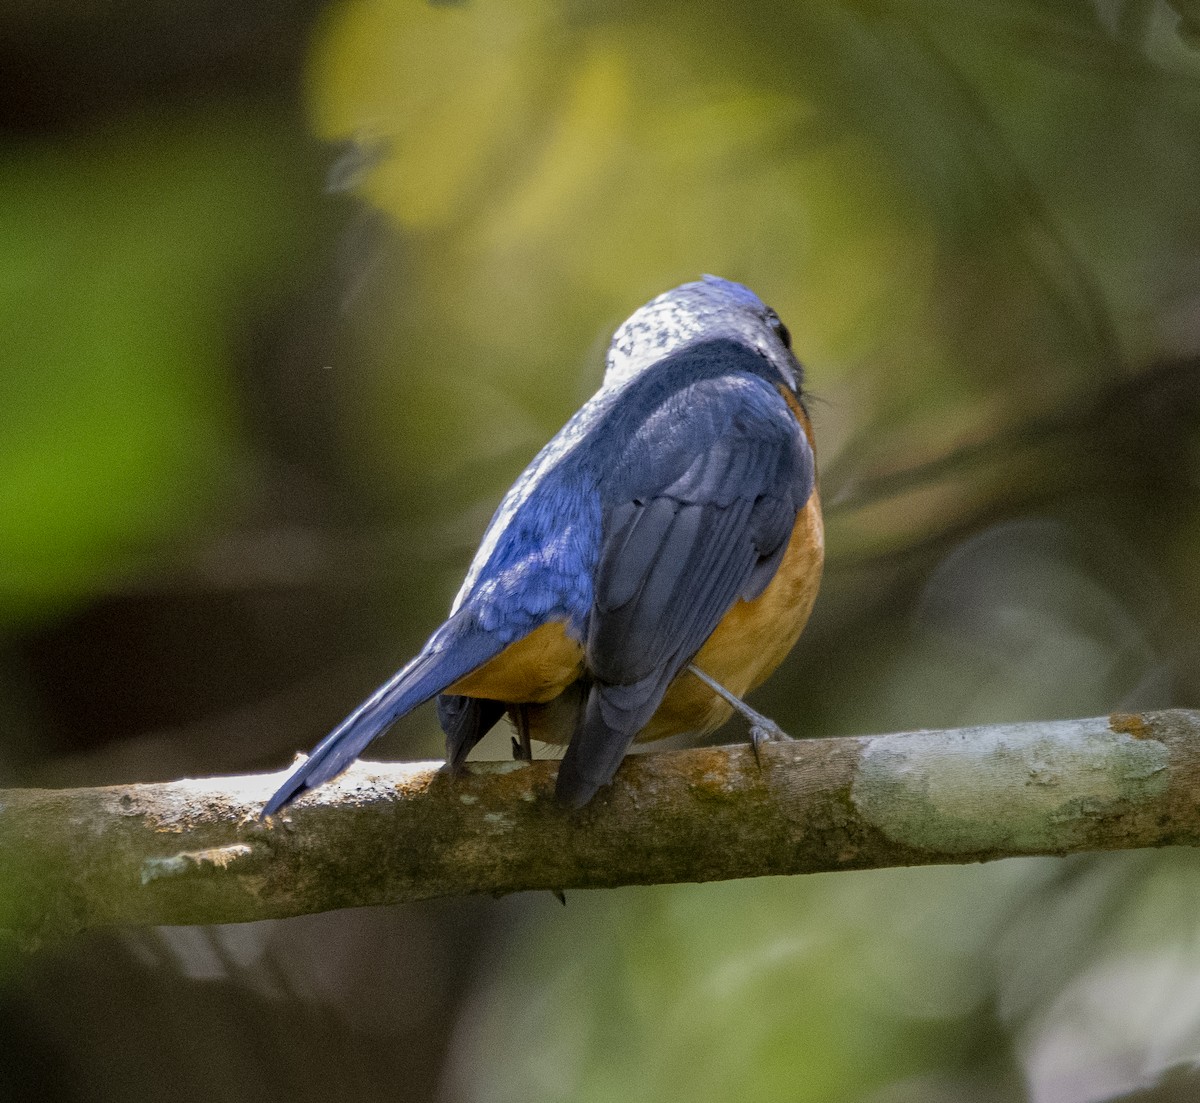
[4,0,1200,1099]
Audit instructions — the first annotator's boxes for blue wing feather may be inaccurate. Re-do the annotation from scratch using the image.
[556,367,813,805]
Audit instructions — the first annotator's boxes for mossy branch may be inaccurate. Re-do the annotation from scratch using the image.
[3,710,1199,945]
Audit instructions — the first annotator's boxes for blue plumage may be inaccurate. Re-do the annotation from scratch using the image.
[263,275,814,814]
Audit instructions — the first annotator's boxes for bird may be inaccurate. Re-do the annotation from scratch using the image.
[263,275,823,814]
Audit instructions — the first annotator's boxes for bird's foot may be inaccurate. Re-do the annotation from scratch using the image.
[748,717,793,766]
[685,663,793,767]
[511,704,534,762]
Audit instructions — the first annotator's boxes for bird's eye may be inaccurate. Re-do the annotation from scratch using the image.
[766,310,791,350]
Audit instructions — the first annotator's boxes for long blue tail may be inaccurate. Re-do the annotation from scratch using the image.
[262,618,503,816]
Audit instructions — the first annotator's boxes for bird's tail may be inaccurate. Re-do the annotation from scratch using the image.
[262,618,503,816]
[554,673,670,808]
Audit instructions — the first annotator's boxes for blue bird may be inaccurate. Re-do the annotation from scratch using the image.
[263,276,823,813]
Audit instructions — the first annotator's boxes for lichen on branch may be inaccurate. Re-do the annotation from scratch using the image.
[2,710,1198,946]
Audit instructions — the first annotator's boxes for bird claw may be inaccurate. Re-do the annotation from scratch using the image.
[511,705,534,763]
[685,663,793,768]
[751,719,793,745]
[749,718,792,767]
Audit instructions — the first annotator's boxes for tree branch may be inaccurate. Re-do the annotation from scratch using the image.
[4,710,1198,945]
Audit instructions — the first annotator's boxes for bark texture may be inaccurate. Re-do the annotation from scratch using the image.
[2,710,1197,945]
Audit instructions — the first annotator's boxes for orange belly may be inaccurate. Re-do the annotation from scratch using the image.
[447,620,584,703]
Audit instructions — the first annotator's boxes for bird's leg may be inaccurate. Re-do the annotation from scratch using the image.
[685,663,793,765]
[507,704,564,904]
[511,704,534,763]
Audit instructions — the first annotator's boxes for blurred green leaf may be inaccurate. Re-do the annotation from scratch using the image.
[446,864,1039,1103]
[998,851,1200,1103]
[0,109,317,622]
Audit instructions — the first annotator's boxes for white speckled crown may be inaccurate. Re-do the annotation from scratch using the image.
[603,276,773,390]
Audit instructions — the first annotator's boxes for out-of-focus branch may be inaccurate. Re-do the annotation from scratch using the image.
[3,710,1198,946]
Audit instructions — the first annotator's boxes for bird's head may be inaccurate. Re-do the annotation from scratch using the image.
[603,274,802,395]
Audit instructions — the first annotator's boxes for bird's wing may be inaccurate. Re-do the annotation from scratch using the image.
[556,371,814,805]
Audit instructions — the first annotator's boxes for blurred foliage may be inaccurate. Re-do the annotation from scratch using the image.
[306,0,1200,581]
[443,865,1033,1103]
[0,110,321,621]
[2,0,1200,1102]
